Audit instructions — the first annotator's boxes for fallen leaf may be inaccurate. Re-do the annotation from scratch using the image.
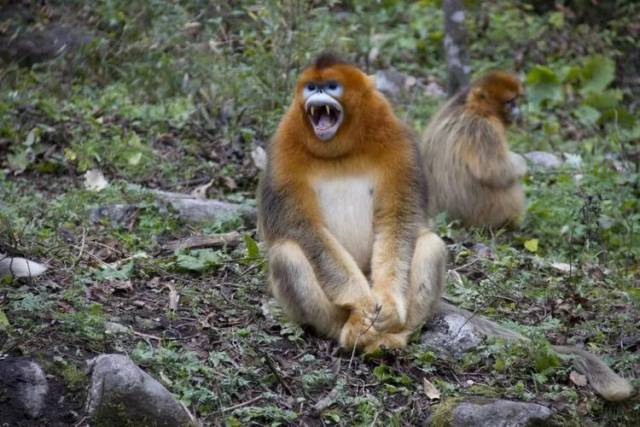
[524,238,539,253]
[165,282,179,311]
[551,262,572,273]
[84,169,109,191]
[191,179,214,199]
[447,269,463,287]
[570,371,587,387]
[0,309,10,331]
[423,377,441,400]
[128,151,143,166]
[111,280,134,295]
[251,146,267,171]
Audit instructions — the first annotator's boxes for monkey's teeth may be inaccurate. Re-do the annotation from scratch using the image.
[325,105,330,115]
[311,106,316,116]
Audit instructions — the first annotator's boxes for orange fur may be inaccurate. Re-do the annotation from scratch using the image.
[258,54,446,351]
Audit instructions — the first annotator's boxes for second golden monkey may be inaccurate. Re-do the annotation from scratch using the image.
[420,71,527,228]
[257,53,446,352]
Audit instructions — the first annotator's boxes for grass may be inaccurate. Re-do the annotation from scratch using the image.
[1,0,639,425]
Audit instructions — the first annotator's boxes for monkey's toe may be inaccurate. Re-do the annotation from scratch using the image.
[362,331,411,354]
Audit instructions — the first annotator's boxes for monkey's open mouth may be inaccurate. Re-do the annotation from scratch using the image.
[305,100,343,141]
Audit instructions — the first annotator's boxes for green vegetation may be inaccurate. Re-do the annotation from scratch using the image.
[1,0,638,425]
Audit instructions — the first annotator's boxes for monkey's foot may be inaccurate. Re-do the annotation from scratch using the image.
[362,331,411,354]
[339,312,380,350]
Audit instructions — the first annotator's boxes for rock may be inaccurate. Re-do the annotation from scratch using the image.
[104,321,130,335]
[374,69,421,97]
[0,23,93,66]
[0,358,49,419]
[86,354,197,427]
[90,191,257,227]
[472,243,494,259]
[422,301,524,358]
[152,189,256,225]
[0,253,48,278]
[449,399,552,427]
[421,306,483,357]
[89,204,139,225]
[524,151,562,168]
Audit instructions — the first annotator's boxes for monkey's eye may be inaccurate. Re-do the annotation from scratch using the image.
[325,81,343,97]
[303,83,318,99]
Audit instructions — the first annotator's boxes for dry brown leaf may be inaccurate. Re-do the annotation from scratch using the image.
[84,169,108,191]
[423,377,441,400]
[570,371,587,387]
[191,179,214,199]
[165,282,179,311]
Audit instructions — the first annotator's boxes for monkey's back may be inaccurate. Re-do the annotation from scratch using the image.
[420,105,524,227]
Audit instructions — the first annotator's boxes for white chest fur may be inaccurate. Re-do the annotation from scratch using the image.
[312,175,375,271]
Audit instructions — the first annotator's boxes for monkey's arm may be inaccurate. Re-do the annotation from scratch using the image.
[460,122,524,188]
[259,180,374,310]
[369,167,427,331]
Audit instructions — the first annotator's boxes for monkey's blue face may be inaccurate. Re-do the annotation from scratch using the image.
[302,81,344,141]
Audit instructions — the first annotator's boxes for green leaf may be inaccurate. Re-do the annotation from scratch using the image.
[548,11,564,29]
[524,239,539,253]
[533,344,560,373]
[128,152,143,166]
[0,309,10,331]
[583,89,622,111]
[574,105,601,126]
[599,108,637,129]
[176,249,221,272]
[580,55,615,93]
[243,234,260,258]
[560,65,581,83]
[526,65,562,105]
[176,254,206,272]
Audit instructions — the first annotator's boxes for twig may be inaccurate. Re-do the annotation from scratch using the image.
[348,305,382,369]
[220,395,263,413]
[262,352,295,396]
[162,231,242,253]
[132,330,162,341]
[72,227,86,268]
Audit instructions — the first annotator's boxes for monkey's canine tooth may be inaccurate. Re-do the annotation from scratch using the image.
[311,106,316,116]
[325,105,330,115]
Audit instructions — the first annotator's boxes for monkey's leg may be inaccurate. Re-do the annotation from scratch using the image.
[364,230,446,352]
[268,240,349,339]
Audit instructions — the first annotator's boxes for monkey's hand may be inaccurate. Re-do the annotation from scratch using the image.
[339,301,381,350]
[371,289,407,333]
[509,152,527,178]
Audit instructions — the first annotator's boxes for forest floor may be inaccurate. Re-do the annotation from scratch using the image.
[1,1,639,426]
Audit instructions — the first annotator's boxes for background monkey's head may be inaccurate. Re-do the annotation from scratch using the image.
[467,71,523,126]
[291,52,383,157]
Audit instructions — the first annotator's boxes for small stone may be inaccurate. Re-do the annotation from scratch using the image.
[421,308,483,357]
[86,354,197,427]
[89,204,139,225]
[450,399,552,427]
[105,321,130,335]
[472,243,494,259]
[0,358,49,419]
[524,151,562,168]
